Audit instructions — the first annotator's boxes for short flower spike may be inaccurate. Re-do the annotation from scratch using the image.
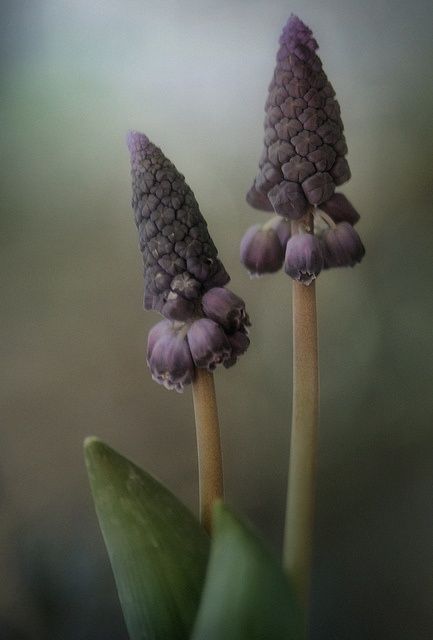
[128,132,250,390]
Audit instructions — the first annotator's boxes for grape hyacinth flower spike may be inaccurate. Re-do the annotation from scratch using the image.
[128,131,250,531]
[239,13,366,624]
[241,14,365,283]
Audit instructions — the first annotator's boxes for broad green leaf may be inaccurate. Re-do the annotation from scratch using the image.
[191,502,304,640]
[84,437,209,640]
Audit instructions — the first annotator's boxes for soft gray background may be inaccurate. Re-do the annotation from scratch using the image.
[1,0,433,638]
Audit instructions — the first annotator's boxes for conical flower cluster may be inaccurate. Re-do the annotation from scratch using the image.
[128,132,250,391]
[128,131,230,320]
[242,15,365,284]
[247,14,350,217]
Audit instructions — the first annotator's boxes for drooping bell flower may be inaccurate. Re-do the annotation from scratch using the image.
[321,221,365,268]
[284,232,323,285]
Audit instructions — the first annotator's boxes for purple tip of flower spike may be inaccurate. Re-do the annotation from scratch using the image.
[240,224,285,275]
[322,221,365,269]
[147,324,195,392]
[127,130,150,153]
[280,15,318,55]
[187,318,232,370]
[127,130,230,321]
[202,287,250,334]
[284,232,324,285]
[319,193,360,226]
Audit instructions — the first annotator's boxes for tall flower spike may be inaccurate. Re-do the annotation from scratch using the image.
[241,14,364,285]
[246,14,350,218]
[128,131,229,321]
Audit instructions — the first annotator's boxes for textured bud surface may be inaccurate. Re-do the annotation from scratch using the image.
[128,131,229,320]
[247,14,350,218]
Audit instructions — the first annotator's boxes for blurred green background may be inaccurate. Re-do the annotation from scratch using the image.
[1,0,433,638]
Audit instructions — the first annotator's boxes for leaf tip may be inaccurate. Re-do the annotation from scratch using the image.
[83,436,114,479]
[83,435,102,450]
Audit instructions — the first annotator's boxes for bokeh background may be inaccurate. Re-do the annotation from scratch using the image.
[2,0,433,638]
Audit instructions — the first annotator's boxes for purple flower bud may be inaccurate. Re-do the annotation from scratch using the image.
[187,319,232,370]
[127,131,229,321]
[271,216,292,247]
[321,222,365,268]
[148,324,195,392]
[160,293,196,322]
[319,193,360,226]
[228,330,250,356]
[246,14,351,213]
[202,287,250,333]
[268,180,309,219]
[284,232,323,285]
[240,224,285,275]
[246,185,274,212]
[146,319,172,360]
[223,330,251,369]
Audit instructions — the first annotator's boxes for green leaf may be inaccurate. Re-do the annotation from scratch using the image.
[84,437,209,640]
[191,502,304,640]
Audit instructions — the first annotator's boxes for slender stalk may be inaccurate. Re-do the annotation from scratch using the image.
[283,216,319,612]
[192,368,224,533]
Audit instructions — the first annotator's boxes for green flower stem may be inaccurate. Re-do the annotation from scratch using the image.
[284,215,319,614]
[192,368,224,533]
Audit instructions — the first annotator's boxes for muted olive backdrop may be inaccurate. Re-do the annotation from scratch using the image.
[1,1,433,638]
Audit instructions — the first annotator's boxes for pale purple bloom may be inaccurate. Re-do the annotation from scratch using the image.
[146,319,173,360]
[202,287,250,333]
[187,319,232,370]
[240,224,285,275]
[148,324,195,392]
[284,232,323,285]
[321,222,365,268]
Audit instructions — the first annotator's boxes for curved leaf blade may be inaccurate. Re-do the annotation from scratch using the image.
[191,502,304,640]
[84,437,209,640]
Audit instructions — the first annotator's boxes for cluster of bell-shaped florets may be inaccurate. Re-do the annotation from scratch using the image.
[241,193,365,285]
[146,287,250,391]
